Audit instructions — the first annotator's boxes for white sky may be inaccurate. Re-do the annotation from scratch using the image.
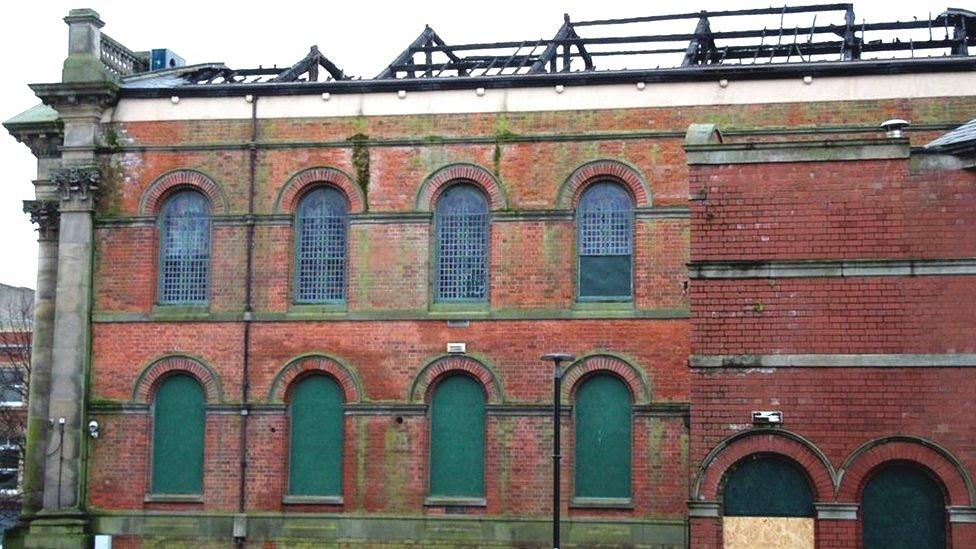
[0,0,959,289]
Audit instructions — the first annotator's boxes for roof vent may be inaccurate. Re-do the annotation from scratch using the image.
[881,119,910,139]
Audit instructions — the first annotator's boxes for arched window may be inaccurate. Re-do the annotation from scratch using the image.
[428,375,485,499]
[158,190,211,304]
[288,375,344,497]
[862,464,946,549]
[151,374,204,495]
[434,184,489,303]
[577,182,633,301]
[574,374,631,500]
[294,187,349,303]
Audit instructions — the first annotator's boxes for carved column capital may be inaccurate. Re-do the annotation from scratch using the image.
[23,200,61,241]
[51,166,100,203]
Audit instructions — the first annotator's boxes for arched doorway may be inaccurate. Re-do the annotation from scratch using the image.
[722,455,815,549]
[862,464,946,549]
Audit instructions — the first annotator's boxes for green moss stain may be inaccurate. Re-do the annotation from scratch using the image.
[354,227,371,306]
[494,420,512,504]
[348,133,370,210]
[354,417,367,510]
[647,419,667,486]
[492,142,502,178]
[383,424,408,510]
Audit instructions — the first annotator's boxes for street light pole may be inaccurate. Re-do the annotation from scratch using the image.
[542,353,574,549]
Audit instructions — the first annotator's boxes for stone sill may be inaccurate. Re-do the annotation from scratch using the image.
[424,496,487,507]
[570,497,634,509]
[283,495,343,505]
[144,493,203,504]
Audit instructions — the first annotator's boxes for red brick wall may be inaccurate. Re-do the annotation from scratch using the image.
[87,94,974,538]
[689,146,976,547]
[690,160,976,261]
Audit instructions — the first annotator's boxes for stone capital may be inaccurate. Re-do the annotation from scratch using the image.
[23,200,61,241]
[51,167,100,204]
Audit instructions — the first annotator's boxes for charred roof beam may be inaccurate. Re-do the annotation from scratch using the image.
[271,46,346,82]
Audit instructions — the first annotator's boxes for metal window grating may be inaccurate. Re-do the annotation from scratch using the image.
[436,185,489,301]
[158,191,210,304]
[578,182,633,256]
[295,187,348,303]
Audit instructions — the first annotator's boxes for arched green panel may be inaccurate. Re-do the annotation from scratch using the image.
[862,465,946,549]
[429,375,485,497]
[723,456,814,517]
[288,375,344,496]
[151,374,204,494]
[574,374,631,498]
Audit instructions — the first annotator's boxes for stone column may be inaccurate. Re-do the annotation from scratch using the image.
[20,10,117,547]
[20,200,59,517]
[43,166,99,513]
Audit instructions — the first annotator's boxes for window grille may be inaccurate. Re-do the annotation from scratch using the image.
[435,185,489,302]
[295,187,348,303]
[577,182,633,300]
[158,191,210,304]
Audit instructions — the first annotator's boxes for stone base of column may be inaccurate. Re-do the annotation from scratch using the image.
[21,513,91,549]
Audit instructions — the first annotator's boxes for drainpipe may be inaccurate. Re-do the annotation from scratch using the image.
[235,95,258,547]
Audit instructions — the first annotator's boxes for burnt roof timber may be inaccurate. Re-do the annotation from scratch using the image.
[572,3,854,26]
[120,56,976,99]
[272,45,347,82]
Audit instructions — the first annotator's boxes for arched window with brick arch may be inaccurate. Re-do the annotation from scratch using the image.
[157,190,211,304]
[861,463,946,549]
[287,374,344,498]
[294,186,349,304]
[428,374,485,500]
[576,181,633,301]
[150,374,205,495]
[434,184,489,303]
[573,373,632,502]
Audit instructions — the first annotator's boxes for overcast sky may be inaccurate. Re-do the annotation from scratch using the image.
[0,0,959,289]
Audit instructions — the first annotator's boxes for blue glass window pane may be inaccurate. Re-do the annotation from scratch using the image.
[295,187,348,303]
[435,185,489,302]
[158,191,210,304]
[577,182,633,300]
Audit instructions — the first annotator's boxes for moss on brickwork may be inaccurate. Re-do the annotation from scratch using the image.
[383,425,409,510]
[348,133,370,209]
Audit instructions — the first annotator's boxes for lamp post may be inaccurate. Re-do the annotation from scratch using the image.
[542,353,574,549]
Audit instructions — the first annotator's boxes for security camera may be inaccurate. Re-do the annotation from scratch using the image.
[87,420,99,439]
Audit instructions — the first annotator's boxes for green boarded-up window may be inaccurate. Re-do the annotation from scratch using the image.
[577,182,633,301]
[151,374,204,494]
[429,375,485,497]
[862,464,946,549]
[574,374,631,499]
[288,375,344,496]
[723,456,814,517]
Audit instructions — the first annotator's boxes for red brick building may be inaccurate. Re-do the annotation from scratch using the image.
[4,5,976,548]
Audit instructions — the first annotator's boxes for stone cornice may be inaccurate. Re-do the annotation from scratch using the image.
[29,81,118,111]
[689,258,976,279]
[3,122,63,159]
[690,353,976,369]
[684,138,910,165]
